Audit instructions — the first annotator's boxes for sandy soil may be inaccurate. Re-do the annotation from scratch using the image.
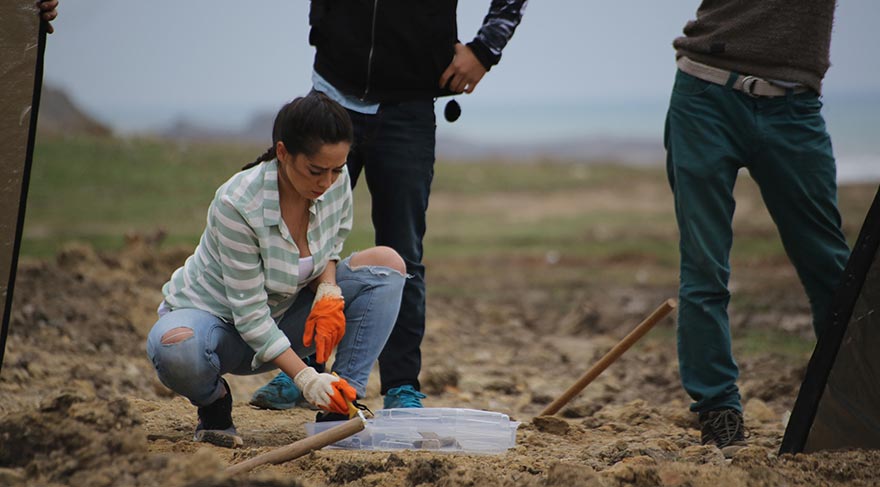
[2,237,879,487]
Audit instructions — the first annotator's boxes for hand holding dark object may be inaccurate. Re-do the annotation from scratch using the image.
[293,367,357,414]
[38,0,58,34]
[303,283,346,364]
[439,43,487,94]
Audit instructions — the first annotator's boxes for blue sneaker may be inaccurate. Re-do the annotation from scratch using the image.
[383,385,426,409]
[249,371,309,410]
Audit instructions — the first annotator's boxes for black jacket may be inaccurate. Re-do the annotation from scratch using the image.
[309,0,527,103]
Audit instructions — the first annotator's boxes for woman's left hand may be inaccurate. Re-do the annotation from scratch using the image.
[303,283,346,364]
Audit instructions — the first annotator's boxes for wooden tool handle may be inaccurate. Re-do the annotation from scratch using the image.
[226,416,366,476]
[539,298,677,417]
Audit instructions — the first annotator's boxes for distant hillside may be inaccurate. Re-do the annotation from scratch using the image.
[158,111,272,145]
[154,109,664,164]
[38,85,112,137]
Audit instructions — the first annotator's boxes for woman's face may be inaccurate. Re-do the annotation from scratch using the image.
[278,141,350,200]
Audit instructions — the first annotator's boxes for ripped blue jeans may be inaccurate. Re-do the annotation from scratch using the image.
[146,255,405,406]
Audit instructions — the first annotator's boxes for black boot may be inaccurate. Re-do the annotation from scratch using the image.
[194,377,243,448]
[699,408,747,458]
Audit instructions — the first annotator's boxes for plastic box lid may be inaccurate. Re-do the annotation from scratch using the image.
[304,407,521,454]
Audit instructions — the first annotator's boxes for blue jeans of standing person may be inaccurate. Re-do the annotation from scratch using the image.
[146,255,405,405]
[345,99,436,395]
[664,69,850,414]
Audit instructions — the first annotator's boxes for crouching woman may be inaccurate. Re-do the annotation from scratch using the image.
[146,92,405,447]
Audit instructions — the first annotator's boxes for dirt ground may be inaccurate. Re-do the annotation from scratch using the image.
[2,232,880,487]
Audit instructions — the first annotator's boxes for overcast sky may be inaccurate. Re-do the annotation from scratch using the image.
[43,1,880,134]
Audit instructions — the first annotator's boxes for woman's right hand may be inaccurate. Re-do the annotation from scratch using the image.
[303,282,346,364]
[293,367,356,414]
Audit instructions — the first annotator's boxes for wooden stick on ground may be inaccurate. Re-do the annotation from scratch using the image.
[539,298,677,417]
[226,416,367,476]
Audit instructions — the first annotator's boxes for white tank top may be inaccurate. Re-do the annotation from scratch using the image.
[298,256,315,283]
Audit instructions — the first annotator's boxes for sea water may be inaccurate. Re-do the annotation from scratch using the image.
[436,95,880,184]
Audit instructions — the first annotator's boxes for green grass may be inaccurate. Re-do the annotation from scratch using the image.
[24,137,260,255]
[430,161,653,194]
[23,136,875,269]
[646,325,815,359]
[23,136,677,260]
[734,328,815,357]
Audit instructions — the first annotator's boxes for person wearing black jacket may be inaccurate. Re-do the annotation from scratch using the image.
[250,0,528,412]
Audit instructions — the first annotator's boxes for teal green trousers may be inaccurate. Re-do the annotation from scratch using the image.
[664,69,850,413]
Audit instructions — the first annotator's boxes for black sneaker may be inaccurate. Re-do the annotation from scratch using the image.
[699,408,747,458]
[194,378,243,448]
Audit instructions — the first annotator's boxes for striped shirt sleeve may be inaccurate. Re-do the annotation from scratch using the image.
[329,175,353,262]
[211,195,290,368]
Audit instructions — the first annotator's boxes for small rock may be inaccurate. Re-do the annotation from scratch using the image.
[656,465,690,487]
[644,438,679,452]
[596,422,628,433]
[530,393,555,405]
[744,399,777,423]
[620,455,657,466]
[532,416,571,435]
[405,458,450,486]
[602,462,661,486]
[679,445,726,465]
[40,391,88,412]
[668,408,697,429]
[330,460,384,484]
[384,453,406,468]
[730,445,774,468]
[421,367,460,395]
[0,468,24,485]
[485,379,520,395]
[562,402,602,419]
[545,462,600,487]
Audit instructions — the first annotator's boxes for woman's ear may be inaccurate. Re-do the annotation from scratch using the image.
[276,141,288,161]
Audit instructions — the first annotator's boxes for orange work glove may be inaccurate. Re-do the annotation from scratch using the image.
[293,367,357,415]
[303,282,346,364]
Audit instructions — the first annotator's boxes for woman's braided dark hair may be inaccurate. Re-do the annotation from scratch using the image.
[242,91,353,170]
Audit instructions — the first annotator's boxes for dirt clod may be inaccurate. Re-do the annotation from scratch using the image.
[421,367,460,395]
[560,402,602,418]
[330,459,386,483]
[544,462,600,487]
[532,416,571,435]
[406,458,451,486]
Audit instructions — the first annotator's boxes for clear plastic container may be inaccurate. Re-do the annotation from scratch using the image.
[304,407,520,454]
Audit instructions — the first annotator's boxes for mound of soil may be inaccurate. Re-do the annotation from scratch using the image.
[2,242,878,486]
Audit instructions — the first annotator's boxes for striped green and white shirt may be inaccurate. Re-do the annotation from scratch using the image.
[161,159,353,368]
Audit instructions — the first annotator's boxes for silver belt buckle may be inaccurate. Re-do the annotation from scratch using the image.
[741,76,760,97]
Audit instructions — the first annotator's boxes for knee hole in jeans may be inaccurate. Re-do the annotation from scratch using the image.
[351,246,406,275]
[161,327,194,345]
